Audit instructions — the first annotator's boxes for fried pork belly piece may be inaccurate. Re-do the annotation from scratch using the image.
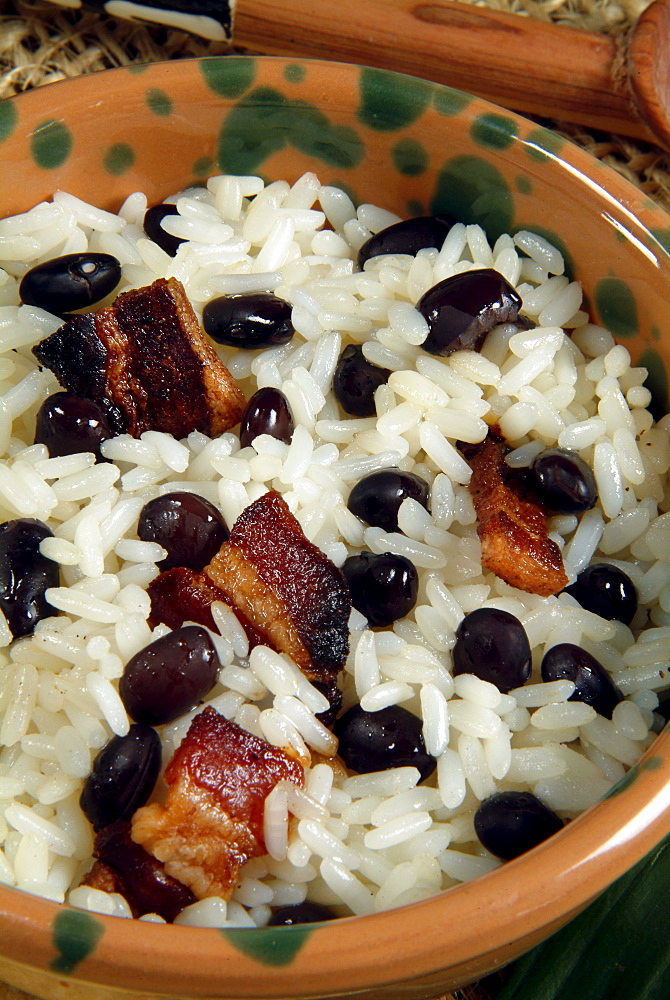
[148,566,343,724]
[33,277,245,439]
[204,490,351,681]
[147,566,267,647]
[82,821,197,921]
[467,432,568,597]
[147,566,227,633]
[131,707,303,900]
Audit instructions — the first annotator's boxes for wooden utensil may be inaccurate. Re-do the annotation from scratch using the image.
[41,0,670,150]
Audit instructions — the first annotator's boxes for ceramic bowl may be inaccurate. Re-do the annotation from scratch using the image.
[1,55,670,1000]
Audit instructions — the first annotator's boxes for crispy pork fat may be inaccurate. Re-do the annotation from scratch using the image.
[467,432,569,597]
[33,277,245,439]
[131,708,303,899]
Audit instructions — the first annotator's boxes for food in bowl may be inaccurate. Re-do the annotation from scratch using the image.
[0,169,668,930]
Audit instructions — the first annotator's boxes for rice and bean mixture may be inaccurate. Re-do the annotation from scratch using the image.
[0,171,669,927]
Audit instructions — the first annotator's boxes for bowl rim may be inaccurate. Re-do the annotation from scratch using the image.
[1,53,670,998]
[1,729,668,996]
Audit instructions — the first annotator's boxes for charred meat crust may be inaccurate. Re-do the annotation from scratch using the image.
[467,432,569,597]
[33,277,245,439]
[204,490,351,680]
[131,707,303,900]
[33,313,108,399]
[311,675,343,727]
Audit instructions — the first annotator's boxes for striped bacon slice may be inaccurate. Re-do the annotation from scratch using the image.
[131,707,303,899]
[33,277,245,439]
[467,432,568,597]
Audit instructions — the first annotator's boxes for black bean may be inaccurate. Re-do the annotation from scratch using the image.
[541,642,624,719]
[332,344,391,417]
[268,902,337,925]
[239,387,295,448]
[347,468,430,533]
[453,608,531,693]
[563,563,638,626]
[137,492,228,571]
[119,625,221,726]
[20,253,121,316]
[342,550,418,627]
[417,269,522,356]
[203,292,294,349]
[357,215,454,268]
[34,391,112,461]
[143,203,184,257]
[474,791,563,860]
[333,704,436,781]
[0,518,58,638]
[530,447,597,513]
[80,725,161,831]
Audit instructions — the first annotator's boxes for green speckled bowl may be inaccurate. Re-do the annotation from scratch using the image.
[1,55,670,1000]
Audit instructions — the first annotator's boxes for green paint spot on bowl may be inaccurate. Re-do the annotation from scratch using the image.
[595,277,638,338]
[638,347,668,420]
[217,87,363,175]
[432,155,513,243]
[358,67,431,131]
[652,324,661,342]
[515,175,532,195]
[650,227,670,257]
[200,56,256,98]
[146,88,173,117]
[433,87,470,117]
[223,925,316,967]
[31,119,73,170]
[127,63,150,75]
[103,142,135,176]
[525,127,564,162]
[645,755,663,770]
[51,909,104,975]
[471,113,518,150]
[407,198,425,217]
[392,137,428,176]
[193,155,213,177]
[284,64,306,84]
[0,100,17,144]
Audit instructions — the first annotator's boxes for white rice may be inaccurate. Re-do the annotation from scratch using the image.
[0,171,668,926]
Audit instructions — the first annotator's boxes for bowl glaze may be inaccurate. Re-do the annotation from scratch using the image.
[1,55,670,1000]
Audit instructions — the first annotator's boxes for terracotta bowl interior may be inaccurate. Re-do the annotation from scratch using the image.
[0,55,670,1000]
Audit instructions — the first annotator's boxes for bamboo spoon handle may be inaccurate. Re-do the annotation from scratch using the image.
[232,0,670,148]
[42,0,670,148]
